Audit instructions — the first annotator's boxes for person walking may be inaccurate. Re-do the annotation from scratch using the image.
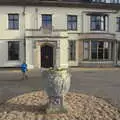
[21,62,28,80]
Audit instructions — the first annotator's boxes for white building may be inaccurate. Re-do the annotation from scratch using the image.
[0,0,120,68]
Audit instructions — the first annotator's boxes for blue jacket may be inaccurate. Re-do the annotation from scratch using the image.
[21,63,27,72]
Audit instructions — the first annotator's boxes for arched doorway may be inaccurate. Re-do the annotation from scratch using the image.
[41,45,53,68]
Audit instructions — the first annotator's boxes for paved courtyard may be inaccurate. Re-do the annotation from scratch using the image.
[0,68,120,109]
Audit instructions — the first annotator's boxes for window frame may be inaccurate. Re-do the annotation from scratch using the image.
[90,15,106,31]
[68,40,76,61]
[8,41,19,61]
[118,42,120,60]
[83,40,113,61]
[67,15,77,31]
[8,14,19,30]
[42,14,52,29]
[116,17,120,32]
[83,41,89,60]
[91,0,120,3]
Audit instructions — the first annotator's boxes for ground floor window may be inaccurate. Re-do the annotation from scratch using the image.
[118,42,120,60]
[8,41,19,60]
[69,40,76,60]
[83,40,113,61]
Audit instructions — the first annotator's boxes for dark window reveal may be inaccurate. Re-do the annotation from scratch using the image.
[69,40,76,60]
[8,41,19,60]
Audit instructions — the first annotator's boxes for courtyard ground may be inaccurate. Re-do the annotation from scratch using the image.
[0,67,120,109]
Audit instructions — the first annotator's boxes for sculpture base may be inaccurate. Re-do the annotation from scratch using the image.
[46,106,68,114]
[46,96,68,114]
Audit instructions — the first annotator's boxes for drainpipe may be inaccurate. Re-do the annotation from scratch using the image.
[23,6,26,62]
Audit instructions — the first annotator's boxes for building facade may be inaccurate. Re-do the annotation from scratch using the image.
[0,0,120,68]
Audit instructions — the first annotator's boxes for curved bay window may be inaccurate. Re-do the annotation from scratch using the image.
[83,40,113,61]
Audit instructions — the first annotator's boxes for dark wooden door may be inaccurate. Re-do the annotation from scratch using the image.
[41,45,53,68]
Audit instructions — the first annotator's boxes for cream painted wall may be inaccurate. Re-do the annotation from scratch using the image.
[0,6,119,39]
[26,39,34,69]
[0,6,120,67]
[0,6,24,39]
[59,38,69,68]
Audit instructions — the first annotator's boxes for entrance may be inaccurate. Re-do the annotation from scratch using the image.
[41,45,53,68]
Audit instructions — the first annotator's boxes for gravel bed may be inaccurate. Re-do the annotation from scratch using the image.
[0,90,119,120]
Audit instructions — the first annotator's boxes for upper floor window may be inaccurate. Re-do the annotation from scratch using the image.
[90,15,106,31]
[91,0,120,3]
[116,17,120,31]
[67,15,77,30]
[42,14,52,29]
[8,14,19,30]
[92,0,106,2]
[110,0,120,3]
[8,41,19,60]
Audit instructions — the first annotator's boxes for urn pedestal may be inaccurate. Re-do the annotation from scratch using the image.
[45,68,71,113]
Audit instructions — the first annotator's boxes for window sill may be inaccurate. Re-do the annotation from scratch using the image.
[67,29,77,31]
[8,60,20,61]
[7,29,19,31]
[83,59,113,61]
[68,60,76,61]
[90,30,106,31]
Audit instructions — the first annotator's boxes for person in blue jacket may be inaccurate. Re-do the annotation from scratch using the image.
[21,62,28,80]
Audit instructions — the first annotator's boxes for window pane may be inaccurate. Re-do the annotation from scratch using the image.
[42,15,52,29]
[118,42,120,60]
[72,16,77,21]
[104,42,109,59]
[8,15,14,20]
[84,41,89,60]
[117,17,120,31]
[8,21,14,29]
[8,41,19,60]
[8,14,19,29]
[98,49,103,59]
[98,41,104,59]
[91,41,97,59]
[67,23,72,30]
[69,41,76,60]
[67,16,71,21]
[14,21,19,29]
[90,15,106,31]
[14,15,19,20]
[67,15,77,30]
[104,49,109,59]
[72,22,77,30]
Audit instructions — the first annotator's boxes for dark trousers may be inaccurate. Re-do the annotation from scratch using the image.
[22,71,28,80]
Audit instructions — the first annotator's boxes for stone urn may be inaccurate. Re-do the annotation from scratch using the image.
[44,67,71,113]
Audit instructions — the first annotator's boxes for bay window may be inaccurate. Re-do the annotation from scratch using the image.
[83,40,113,60]
[90,15,107,31]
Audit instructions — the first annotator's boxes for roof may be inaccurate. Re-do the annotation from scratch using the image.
[0,0,120,10]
